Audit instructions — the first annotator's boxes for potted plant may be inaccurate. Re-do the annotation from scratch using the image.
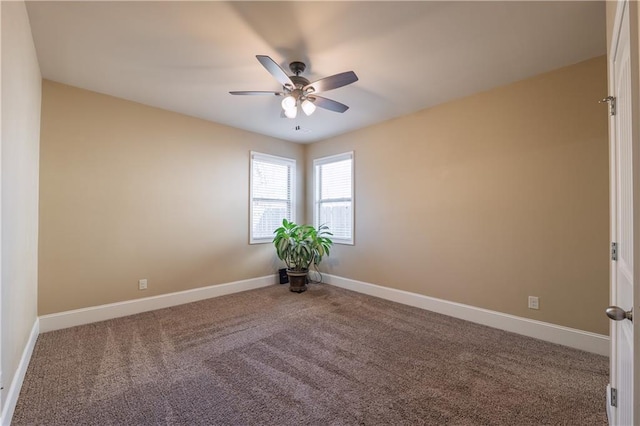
[273,218,333,293]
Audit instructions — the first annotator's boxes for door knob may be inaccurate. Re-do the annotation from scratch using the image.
[606,306,633,322]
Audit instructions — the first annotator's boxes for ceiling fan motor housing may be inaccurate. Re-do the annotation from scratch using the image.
[287,62,314,95]
[289,75,311,92]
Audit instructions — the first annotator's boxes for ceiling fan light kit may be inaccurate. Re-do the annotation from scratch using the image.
[230,55,358,119]
[281,95,296,110]
[301,99,316,116]
[284,105,297,119]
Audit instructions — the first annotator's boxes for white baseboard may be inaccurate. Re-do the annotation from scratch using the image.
[324,274,609,356]
[39,275,277,333]
[1,319,39,426]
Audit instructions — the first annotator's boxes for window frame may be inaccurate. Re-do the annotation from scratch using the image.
[249,151,296,244]
[313,151,355,245]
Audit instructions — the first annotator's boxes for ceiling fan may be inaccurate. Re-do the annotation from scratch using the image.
[230,55,358,119]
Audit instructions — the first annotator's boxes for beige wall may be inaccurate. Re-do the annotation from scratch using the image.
[306,56,609,335]
[1,0,41,411]
[38,81,304,314]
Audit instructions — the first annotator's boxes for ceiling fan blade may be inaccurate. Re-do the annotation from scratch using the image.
[310,95,349,113]
[304,71,358,93]
[229,91,283,96]
[256,55,294,88]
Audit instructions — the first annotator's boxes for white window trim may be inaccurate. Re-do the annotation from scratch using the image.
[249,151,296,244]
[313,151,355,245]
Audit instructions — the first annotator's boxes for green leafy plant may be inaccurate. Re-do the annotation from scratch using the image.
[273,218,333,272]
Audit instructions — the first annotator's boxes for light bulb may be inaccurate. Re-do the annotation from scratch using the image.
[281,95,296,110]
[284,107,297,119]
[301,99,316,116]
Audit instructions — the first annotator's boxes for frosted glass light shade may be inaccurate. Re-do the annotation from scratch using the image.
[284,107,297,119]
[281,95,296,110]
[301,99,316,116]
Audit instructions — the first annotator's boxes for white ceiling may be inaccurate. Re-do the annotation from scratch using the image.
[25,1,606,144]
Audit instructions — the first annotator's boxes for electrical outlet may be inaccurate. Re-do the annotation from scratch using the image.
[528,296,539,310]
[138,279,148,290]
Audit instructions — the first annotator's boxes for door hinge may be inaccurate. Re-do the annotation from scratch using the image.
[611,387,618,407]
[600,96,616,116]
[612,242,618,261]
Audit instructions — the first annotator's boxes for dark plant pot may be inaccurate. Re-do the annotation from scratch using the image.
[287,269,308,293]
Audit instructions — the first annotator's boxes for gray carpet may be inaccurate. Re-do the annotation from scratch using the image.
[13,284,607,425]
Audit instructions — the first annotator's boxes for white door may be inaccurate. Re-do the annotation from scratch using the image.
[608,1,637,424]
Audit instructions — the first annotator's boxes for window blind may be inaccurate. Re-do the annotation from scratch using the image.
[250,152,295,243]
[314,152,354,244]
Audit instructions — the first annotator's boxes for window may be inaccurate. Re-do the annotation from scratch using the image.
[314,152,354,244]
[250,152,296,243]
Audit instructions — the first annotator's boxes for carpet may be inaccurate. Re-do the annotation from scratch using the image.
[12,284,608,425]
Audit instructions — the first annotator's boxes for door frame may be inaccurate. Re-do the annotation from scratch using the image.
[0,1,3,420]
